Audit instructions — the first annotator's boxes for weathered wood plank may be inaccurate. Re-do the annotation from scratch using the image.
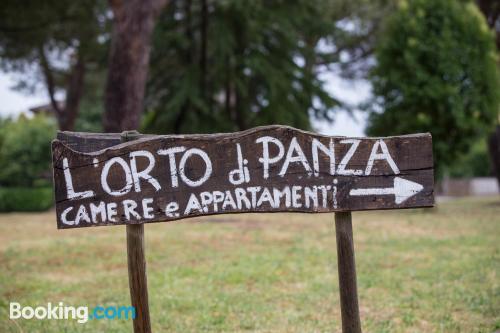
[52,125,434,229]
[57,131,154,153]
[335,212,362,333]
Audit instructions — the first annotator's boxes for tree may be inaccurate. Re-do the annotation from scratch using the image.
[142,0,396,134]
[475,0,500,185]
[447,140,491,178]
[0,0,395,134]
[476,0,500,50]
[0,0,108,131]
[366,0,500,178]
[103,0,169,132]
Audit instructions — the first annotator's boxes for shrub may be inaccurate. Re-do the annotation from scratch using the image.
[0,114,56,187]
[0,187,53,212]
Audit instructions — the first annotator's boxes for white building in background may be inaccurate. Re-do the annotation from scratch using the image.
[438,178,499,197]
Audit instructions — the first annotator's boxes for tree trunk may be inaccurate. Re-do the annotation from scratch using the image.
[38,45,86,131]
[60,53,86,131]
[103,0,168,132]
[200,0,208,100]
[173,0,193,134]
[234,26,247,130]
[488,126,500,188]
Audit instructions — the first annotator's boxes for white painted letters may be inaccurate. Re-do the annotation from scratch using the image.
[63,158,95,200]
[337,139,363,176]
[179,148,212,187]
[101,157,133,196]
[279,137,312,177]
[256,136,285,179]
[365,139,400,175]
[130,150,161,192]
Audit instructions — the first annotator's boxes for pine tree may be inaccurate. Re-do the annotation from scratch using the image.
[0,0,108,130]
[143,0,387,134]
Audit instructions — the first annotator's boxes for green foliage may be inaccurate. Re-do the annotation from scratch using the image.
[144,0,353,134]
[447,139,491,178]
[366,0,500,178]
[0,0,109,131]
[0,187,53,212]
[0,0,106,54]
[0,0,394,134]
[0,0,108,82]
[0,115,56,187]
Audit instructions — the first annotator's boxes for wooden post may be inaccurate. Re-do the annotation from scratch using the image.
[122,131,152,333]
[335,212,362,333]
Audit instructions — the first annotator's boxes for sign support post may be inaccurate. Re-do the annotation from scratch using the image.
[335,212,362,333]
[122,131,151,333]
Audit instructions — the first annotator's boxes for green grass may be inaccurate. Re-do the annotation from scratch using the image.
[0,196,498,332]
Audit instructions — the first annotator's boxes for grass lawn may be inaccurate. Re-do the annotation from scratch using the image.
[0,196,499,332]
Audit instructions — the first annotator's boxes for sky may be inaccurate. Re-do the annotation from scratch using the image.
[0,71,370,136]
[0,73,47,117]
[312,71,370,136]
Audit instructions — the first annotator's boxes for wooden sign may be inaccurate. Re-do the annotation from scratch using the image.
[52,125,434,229]
[52,125,435,333]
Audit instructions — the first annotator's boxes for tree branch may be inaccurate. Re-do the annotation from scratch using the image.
[37,45,62,117]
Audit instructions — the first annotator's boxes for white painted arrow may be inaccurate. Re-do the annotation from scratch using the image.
[349,177,424,204]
